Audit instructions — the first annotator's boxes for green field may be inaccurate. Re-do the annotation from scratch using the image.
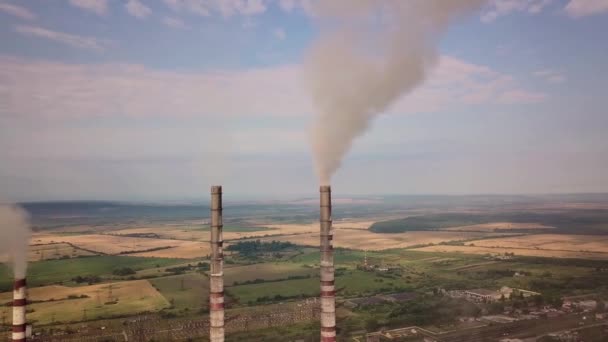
[0,256,185,290]
[369,211,608,234]
[227,277,318,304]
[224,263,316,286]
[149,273,209,313]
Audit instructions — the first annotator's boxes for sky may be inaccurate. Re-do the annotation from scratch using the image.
[0,0,607,201]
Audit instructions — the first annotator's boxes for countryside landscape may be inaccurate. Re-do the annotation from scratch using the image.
[3,194,608,341]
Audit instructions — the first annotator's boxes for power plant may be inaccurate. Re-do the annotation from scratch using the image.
[319,186,336,342]
[204,185,335,341]
[209,185,225,342]
[12,278,27,342]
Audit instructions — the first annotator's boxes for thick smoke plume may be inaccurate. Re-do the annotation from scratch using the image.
[307,0,486,185]
[0,204,31,279]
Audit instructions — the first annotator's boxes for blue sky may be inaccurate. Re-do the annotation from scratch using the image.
[0,0,607,201]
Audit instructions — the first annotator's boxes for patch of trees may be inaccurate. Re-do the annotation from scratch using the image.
[232,274,311,286]
[72,275,102,284]
[166,262,209,275]
[118,246,173,255]
[112,267,136,276]
[226,240,296,257]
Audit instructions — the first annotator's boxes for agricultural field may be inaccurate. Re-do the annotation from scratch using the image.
[442,222,555,232]
[414,245,608,260]
[30,234,210,258]
[0,280,169,325]
[224,263,317,286]
[413,234,608,260]
[257,230,505,251]
[149,273,209,313]
[0,243,97,263]
[0,256,184,290]
[464,234,608,253]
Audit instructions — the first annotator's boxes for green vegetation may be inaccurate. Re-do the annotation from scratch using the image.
[226,240,296,256]
[370,213,492,233]
[0,256,185,291]
[149,273,208,313]
[228,277,317,304]
[370,211,608,234]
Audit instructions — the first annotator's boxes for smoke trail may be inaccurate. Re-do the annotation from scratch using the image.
[0,204,31,279]
[306,0,486,185]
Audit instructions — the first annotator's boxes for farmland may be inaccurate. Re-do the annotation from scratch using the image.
[0,280,169,325]
[2,195,608,341]
[31,233,210,258]
[0,255,184,290]
[257,229,505,251]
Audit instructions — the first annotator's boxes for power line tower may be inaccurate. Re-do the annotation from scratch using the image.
[82,308,87,321]
[96,290,101,307]
[108,284,113,302]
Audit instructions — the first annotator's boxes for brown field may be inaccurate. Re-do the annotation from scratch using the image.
[0,280,169,324]
[414,244,608,260]
[442,222,555,232]
[30,234,210,259]
[258,230,504,251]
[0,243,97,263]
[106,227,208,241]
[464,234,608,253]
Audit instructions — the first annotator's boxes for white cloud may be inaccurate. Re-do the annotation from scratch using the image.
[278,0,296,12]
[534,69,566,83]
[0,2,36,20]
[125,0,152,19]
[273,27,286,40]
[162,16,189,29]
[481,0,553,22]
[565,0,608,17]
[163,0,268,17]
[69,0,108,15]
[277,0,312,14]
[0,55,543,121]
[14,25,109,51]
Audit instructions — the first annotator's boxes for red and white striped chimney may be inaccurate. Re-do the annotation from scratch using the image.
[12,278,27,342]
[319,186,336,341]
[209,186,224,342]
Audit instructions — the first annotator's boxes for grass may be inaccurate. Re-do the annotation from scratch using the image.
[0,280,169,325]
[369,211,608,234]
[227,277,318,304]
[0,256,185,290]
[224,263,316,286]
[149,273,209,313]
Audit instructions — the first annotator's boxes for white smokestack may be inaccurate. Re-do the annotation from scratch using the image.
[0,204,31,279]
[306,0,486,184]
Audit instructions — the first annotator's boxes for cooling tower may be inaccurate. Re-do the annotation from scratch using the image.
[210,186,224,342]
[12,278,26,342]
[319,186,336,341]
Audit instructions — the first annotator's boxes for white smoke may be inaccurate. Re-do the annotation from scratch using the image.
[306,0,487,185]
[0,204,31,279]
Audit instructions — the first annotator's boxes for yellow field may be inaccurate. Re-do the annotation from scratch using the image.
[464,234,608,253]
[0,243,97,263]
[414,244,608,260]
[0,280,169,324]
[442,222,555,232]
[105,226,208,241]
[258,230,502,251]
[30,234,210,259]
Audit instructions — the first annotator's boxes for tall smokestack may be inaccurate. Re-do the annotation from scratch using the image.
[319,185,335,342]
[12,278,26,342]
[209,186,224,342]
